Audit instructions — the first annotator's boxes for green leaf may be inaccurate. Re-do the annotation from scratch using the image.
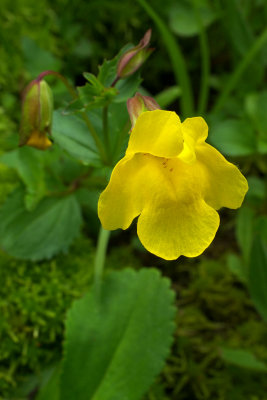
[246,175,266,204]
[220,0,254,57]
[60,268,176,400]
[236,206,255,264]
[77,82,118,110]
[209,118,256,156]
[36,365,61,400]
[227,253,247,283]
[52,110,101,166]
[155,86,181,108]
[114,72,142,104]
[97,44,131,87]
[83,72,105,90]
[169,0,217,37]
[107,103,129,159]
[255,216,267,241]
[248,239,267,321]
[220,347,267,372]
[97,56,119,87]
[0,188,82,261]
[245,91,267,154]
[98,45,142,104]
[0,147,46,210]
[22,37,61,77]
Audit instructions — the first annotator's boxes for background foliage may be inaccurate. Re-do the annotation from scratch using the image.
[1,0,267,399]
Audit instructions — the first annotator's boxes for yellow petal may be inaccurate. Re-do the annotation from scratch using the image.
[179,117,208,163]
[26,130,52,150]
[137,197,219,260]
[126,110,184,158]
[98,153,191,232]
[196,143,249,210]
[134,154,219,259]
[98,154,151,230]
[182,116,208,143]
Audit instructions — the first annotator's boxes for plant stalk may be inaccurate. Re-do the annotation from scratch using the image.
[94,227,110,292]
[137,0,194,117]
[192,0,210,115]
[213,27,267,113]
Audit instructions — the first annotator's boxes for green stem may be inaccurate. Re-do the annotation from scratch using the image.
[38,70,107,163]
[213,27,267,113]
[102,106,110,157]
[137,0,194,117]
[82,113,107,163]
[192,0,210,115]
[94,227,110,291]
[37,70,78,99]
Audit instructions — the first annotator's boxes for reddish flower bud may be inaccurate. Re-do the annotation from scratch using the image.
[127,92,161,129]
[20,79,53,150]
[117,29,154,79]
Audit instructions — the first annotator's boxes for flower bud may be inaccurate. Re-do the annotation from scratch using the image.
[127,92,160,129]
[117,29,154,79]
[20,79,53,150]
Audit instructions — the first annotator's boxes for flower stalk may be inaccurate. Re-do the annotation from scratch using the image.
[94,227,110,292]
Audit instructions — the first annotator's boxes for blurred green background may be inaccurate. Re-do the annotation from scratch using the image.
[1,0,267,399]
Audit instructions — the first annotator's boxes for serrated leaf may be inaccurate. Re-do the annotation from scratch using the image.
[77,83,118,110]
[0,188,82,261]
[0,147,46,210]
[83,72,104,90]
[97,57,118,87]
[107,103,129,159]
[248,239,267,321]
[220,347,267,372]
[114,72,142,104]
[97,44,131,87]
[60,268,176,400]
[52,110,101,166]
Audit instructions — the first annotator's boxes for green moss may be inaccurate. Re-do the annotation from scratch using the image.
[0,236,94,397]
[2,238,267,399]
[146,258,267,400]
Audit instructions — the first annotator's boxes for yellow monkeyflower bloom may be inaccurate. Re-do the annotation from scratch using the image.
[98,110,248,260]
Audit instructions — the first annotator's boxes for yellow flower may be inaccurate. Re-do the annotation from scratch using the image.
[98,110,248,260]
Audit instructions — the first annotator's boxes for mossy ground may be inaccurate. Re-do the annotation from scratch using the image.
[1,235,267,399]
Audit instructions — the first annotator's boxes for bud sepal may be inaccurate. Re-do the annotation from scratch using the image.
[127,92,161,129]
[117,29,154,79]
[20,78,53,150]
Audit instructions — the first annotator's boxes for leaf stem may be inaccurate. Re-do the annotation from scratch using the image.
[102,106,110,158]
[192,0,210,115]
[94,227,110,291]
[137,0,194,117]
[37,70,78,99]
[213,27,267,113]
[82,113,107,163]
